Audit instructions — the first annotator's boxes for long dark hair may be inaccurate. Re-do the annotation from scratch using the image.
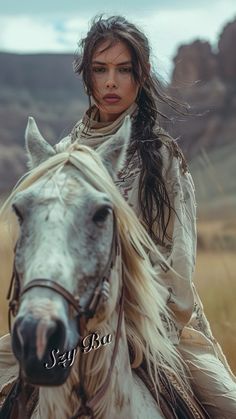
[74,15,189,245]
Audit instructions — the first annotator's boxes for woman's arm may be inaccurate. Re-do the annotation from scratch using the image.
[149,143,196,344]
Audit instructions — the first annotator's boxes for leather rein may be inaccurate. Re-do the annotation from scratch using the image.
[6,214,124,419]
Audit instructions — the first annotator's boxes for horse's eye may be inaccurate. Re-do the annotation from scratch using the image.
[12,204,23,225]
[93,206,112,224]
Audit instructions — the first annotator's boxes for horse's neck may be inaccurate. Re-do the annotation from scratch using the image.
[38,309,134,419]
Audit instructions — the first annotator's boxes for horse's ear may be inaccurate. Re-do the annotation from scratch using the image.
[97,116,132,177]
[25,117,56,169]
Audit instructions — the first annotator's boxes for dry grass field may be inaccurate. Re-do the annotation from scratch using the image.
[0,218,235,375]
[193,219,236,374]
[0,221,15,336]
[194,250,236,373]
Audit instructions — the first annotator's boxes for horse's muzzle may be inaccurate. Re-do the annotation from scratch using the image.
[12,315,73,386]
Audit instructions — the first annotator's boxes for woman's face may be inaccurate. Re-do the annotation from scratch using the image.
[91,39,139,122]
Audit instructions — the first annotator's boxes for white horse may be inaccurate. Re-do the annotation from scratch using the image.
[0,117,203,419]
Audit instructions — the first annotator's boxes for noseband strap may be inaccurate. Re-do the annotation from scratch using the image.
[22,278,81,310]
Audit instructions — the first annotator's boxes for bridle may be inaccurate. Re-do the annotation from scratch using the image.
[6,213,125,419]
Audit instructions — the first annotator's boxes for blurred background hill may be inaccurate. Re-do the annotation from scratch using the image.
[0,53,87,191]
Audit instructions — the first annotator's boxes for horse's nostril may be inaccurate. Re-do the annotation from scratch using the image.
[46,319,66,352]
[12,316,25,359]
[12,315,36,360]
[12,316,67,363]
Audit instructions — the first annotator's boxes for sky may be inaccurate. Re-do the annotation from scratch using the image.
[0,0,236,80]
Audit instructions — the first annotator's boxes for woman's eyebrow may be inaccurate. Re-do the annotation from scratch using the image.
[92,60,132,66]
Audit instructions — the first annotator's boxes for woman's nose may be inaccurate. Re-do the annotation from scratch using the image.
[106,71,117,88]
[106,79,117,88]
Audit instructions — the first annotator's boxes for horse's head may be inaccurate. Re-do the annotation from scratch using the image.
[9,116,131,386]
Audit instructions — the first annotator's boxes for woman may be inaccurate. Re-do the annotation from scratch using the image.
[62,15,236,418]
[1,14,236,418]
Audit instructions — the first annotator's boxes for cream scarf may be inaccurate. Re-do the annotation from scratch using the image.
[69,102,138,148]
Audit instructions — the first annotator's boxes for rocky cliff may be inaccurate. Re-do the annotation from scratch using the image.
[172,18,236,84]
[169,17,236,159]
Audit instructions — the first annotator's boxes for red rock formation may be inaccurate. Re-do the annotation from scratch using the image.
[172,40,218,86]
[218,18,236,80]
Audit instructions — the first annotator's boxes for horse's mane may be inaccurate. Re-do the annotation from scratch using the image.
[0,143,188,413]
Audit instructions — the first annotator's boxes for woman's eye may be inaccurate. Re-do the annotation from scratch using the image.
[12,204,23,224]
[92,67,105,73]
[93,206,112,225]
[92,67,132,74]
[119,67,132,73]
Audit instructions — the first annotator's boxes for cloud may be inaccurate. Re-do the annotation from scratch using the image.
[0,15,91,53]
[0,16,64,52]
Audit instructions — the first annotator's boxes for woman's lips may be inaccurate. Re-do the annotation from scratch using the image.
[103,95,121,104]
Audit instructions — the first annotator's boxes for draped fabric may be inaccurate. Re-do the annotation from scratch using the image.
[55,102,139,151]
